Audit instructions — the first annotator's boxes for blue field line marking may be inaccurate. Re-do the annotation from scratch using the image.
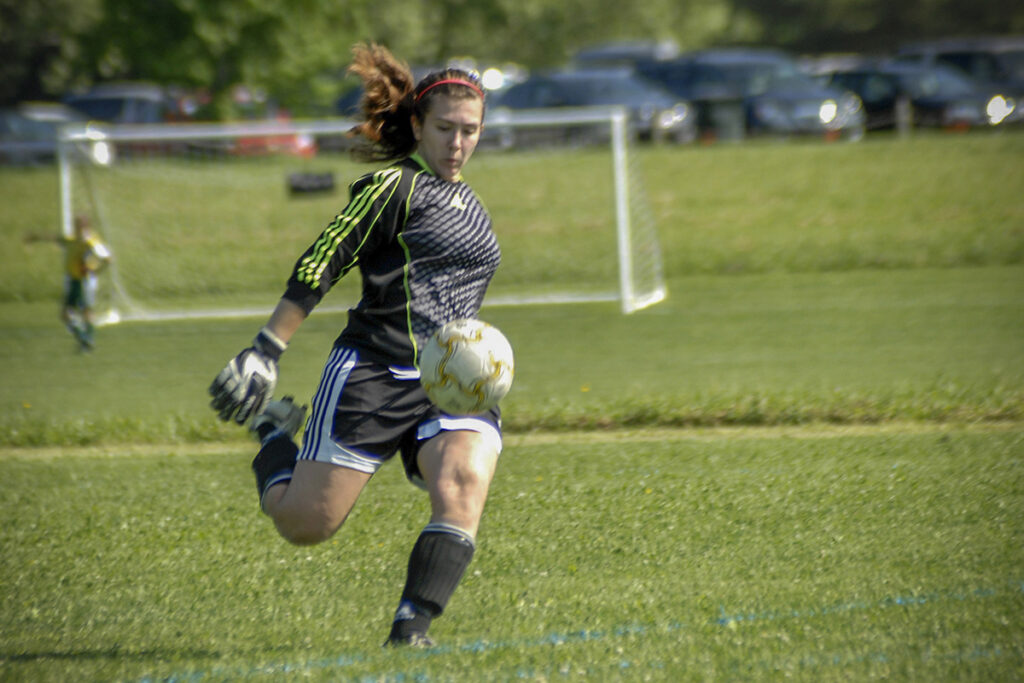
[715,582,1016,628]
[138,580,1023,682]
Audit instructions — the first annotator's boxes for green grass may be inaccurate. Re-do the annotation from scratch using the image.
[1,427,1022,680]
[638,133,1024,275]
[1,131,1023,680]
[1,134,1022,444]
[2,132,1022,304]
[1,265,1021,446]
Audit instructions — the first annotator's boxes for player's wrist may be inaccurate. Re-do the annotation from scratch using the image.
[253,326,287,362]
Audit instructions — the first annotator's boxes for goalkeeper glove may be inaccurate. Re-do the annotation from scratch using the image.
[209,327,287,425]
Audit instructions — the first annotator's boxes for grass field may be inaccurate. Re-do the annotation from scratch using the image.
[1,131,1022,680]
[2,427,1022,681]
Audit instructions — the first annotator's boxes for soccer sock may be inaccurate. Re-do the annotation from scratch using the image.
[389,523,476,640]
[251,434,298,511]
[67,319,87,345]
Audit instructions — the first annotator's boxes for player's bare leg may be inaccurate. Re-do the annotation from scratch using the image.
[250,397,372,545]
[418,430,499,538]
[386,430,499,646]
[262,461,371,545]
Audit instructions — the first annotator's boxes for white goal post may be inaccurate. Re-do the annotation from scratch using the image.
[57,107,666,322]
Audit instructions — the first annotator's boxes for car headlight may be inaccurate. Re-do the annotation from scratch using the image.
[90,140,114,166]
[986,95,1014,125]
[818,99,838,124]
[83,124,114,166]
[656,103,690,129]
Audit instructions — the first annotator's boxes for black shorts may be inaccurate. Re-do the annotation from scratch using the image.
[297,346,502,487]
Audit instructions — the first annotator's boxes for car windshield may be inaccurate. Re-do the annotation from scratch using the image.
[938,50,1024,83]
[67,97,126,121]
[692,60,813,95]
[998,50,1024,80]
[562,77,667,105]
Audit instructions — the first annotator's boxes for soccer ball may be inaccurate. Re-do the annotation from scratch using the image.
[419,318,514,415]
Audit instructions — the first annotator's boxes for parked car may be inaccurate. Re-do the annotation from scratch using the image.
[895,36,1024,94]
[486,68,696,149]
[0,101,87,165]
[637,48,866,141]
[63,82,183,124]
[820,61,1018,130]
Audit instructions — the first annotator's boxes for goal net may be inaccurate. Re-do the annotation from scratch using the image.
[57,108,666,324]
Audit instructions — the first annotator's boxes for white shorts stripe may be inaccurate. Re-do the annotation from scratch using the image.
[417,416,503,455]
[298,346,358,464]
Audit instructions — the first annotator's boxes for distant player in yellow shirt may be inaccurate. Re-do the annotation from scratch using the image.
[26,215,112,350]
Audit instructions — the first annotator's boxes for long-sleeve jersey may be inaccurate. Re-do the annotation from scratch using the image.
[282,154,501,367]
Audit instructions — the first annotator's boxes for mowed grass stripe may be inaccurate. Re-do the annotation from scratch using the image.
[2,420,1020,460]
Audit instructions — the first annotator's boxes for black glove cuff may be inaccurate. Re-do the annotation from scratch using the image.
[253,327,287,362]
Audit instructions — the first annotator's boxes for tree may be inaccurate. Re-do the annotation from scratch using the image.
[0,0,101,104]
[4,0,1022,111]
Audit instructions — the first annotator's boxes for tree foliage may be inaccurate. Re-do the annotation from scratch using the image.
[2,0,1022,112]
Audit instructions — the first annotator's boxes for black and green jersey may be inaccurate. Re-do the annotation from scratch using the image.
[282,154,500,367]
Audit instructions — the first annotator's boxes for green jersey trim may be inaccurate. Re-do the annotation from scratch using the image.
[295,166,402,287]
[400,168,427,366]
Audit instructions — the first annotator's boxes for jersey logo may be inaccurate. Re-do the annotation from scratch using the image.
[450,193,468,211]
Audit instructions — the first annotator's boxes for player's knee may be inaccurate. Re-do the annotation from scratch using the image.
[442,460,483,495]
[272,507,343,546]
[434,461,490,519]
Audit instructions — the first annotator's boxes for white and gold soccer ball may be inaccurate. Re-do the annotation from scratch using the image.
[419,318,514,415]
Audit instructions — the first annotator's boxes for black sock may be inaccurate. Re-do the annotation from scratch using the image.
[389,523,476,640]
[251,434,298,507]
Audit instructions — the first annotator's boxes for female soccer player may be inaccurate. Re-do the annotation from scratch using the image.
[209,44,501,648]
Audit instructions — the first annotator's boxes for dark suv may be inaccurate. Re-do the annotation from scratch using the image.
[639,48,866,141]
[895,36,1024,94]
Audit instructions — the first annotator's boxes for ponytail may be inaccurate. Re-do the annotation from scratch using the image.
[347,43,486,163]
[347,43,418,162]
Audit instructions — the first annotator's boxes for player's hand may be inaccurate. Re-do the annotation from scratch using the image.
[209,328,287,425]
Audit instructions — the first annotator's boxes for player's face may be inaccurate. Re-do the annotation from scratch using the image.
[412,95,484,182]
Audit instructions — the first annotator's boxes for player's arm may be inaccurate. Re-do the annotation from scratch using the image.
[263,298,307,345]
[288,166,404,310]
[209,168,404,425]
[208,299,307,425]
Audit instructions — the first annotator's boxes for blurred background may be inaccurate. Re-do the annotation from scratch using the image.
[1,0,1022,134]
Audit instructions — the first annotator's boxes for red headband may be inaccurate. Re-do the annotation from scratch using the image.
[415,78,484,102]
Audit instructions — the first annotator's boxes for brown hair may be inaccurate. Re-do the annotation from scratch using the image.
[347,43,485,163]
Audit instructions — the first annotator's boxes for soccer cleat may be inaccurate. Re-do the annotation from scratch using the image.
[383,633,435,649]
[249,395,307,441]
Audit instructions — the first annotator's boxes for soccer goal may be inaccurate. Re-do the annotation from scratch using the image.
[57,107,666,324]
